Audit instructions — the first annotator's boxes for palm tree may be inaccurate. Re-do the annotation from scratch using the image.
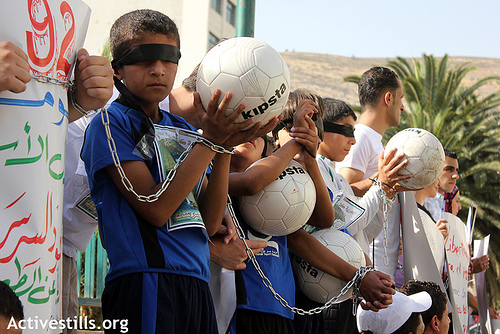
[345,54,500,307]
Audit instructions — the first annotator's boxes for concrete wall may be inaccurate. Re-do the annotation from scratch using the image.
[81,0,236,88]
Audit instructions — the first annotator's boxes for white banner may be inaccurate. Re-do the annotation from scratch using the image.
[475,236,491,334]
[400,192,452,324]
[491,319,500,334]
[444,212,470,334]
[0,1,90,332]
[401,193,447,288]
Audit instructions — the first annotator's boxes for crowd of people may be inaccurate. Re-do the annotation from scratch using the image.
[0,7,497,334]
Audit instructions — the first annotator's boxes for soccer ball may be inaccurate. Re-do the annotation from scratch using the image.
[196,37,291,129]
[238,160,316,236]
[385,128,445,190]
[292,229,366,304]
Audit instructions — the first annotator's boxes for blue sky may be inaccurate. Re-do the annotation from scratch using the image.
[254,0,500,59]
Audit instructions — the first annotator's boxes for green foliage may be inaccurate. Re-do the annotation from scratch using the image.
[344,54,500,305]
[101,38,111,61]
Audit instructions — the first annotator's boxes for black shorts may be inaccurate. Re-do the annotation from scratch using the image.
[322,299,357,334]
[289,290,325,334]
[233,308,291,334]
[102,272,217,334]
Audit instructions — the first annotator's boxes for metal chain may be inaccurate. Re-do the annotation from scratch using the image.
[31,74,72,89]
[101,107,193,202]
[397,258,404,275]
[371,179,396,266]
[101,106,235,202]
[69,81,90,116]
[196,137,235,155]
[226,196,373,315]
[102,101,373,312]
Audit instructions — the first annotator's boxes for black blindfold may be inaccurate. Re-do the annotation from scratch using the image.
[323,122,355,138]
[111,44,181,69]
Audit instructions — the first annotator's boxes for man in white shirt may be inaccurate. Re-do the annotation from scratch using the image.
[423,149,459,221]
[337,67,407,279]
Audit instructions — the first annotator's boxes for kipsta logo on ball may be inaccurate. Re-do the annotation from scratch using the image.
[292,229,366,304]
[196,37,291,130]
[238,160,316,236]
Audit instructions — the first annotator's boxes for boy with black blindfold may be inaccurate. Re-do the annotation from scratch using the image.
[317,98,409,334]
[317,98,408,255]
[81,9,262,334]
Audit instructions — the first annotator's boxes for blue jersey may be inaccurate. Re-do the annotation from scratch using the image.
[81,101,211,284]
[232,199,295,321]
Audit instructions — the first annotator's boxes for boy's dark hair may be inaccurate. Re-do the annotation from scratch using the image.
[392,312,422,334]
[110,9,180,63]
[323,97,357,123]
[181,63,199,92]
[358,67,401,110]
[0,281,24,321]
[400,280,448,327]
[274,88,324,141]
[282,88,325,123]
[444,148,458,160]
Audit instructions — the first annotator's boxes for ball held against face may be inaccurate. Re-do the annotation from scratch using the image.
[196,37,291,130]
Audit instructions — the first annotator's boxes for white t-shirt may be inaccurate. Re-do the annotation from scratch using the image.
[62,115,98,260]
[316,155,385,254]
[335,123,401,279]
[336,124,383,177]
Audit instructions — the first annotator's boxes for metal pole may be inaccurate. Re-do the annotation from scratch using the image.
[236,0,255,37]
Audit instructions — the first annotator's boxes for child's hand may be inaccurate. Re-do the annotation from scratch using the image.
[195,90,253,145]
[289,113,320,159]
[359,271,395,311]
[436,219,449,239]
[224,114,283,147]
[216,213,238,243]
[293,99,318,129]
[377,148,412,193]
[470,254,490,274]
[72,48,114,112]
[210,235,267,270]
[0,41,31,93]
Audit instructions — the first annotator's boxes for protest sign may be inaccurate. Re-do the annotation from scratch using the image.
[401,192,446,287]
[444,212,470,334]
[0,1,90,331]
[400,192,451,325]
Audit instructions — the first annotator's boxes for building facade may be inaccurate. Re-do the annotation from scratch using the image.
[82,0,237,87]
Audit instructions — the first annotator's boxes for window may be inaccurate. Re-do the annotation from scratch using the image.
[211,0,222,14]
[208,32,219,49]
[226,1,236,26]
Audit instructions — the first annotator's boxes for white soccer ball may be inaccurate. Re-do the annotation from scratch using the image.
[238,160,316,236]
[292,229,366,304]
[196,37,291,129]
[385,128,445,190]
